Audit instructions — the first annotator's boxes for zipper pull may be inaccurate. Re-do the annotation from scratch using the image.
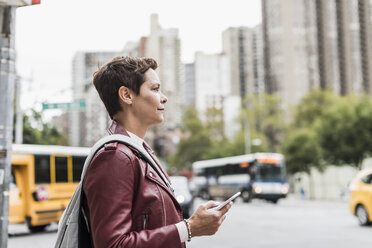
[143,214,147,230]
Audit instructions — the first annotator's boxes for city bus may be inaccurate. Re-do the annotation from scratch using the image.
[9,144,90,232]
[192,153,289,203]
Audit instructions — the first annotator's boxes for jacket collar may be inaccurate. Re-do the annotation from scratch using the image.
[107,120,130,136]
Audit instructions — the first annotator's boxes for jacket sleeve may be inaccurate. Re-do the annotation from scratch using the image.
[83,148,183,248]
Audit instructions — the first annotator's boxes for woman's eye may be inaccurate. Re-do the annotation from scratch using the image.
[153,87,160,91]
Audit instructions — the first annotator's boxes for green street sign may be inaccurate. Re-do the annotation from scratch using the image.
[42,100,86,111]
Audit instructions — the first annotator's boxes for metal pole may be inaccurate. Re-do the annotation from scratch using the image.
[244,113,251,154]
[0,5,16,247]
[15,75,23,144]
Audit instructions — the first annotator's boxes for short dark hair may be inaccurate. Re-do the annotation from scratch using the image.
[93,56,158,119]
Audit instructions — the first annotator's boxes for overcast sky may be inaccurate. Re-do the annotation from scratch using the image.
[15,0,261,112]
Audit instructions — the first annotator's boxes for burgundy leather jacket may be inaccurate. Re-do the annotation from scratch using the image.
[82,121,185,248]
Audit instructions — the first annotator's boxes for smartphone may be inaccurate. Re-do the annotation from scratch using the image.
[211,192,241,211]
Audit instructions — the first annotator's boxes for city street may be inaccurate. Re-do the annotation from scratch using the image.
[8,197,371,248]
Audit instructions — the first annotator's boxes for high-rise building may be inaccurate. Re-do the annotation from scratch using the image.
[122,37,147,57]
[316,0,372,95]
[184,63,195,107]
[222,25,265,98]
[145,14,183,130]
[222,27,254,99]
[194,52,230,115]
[252,25,266,95]
[262,0,319,110]
[262,0,372,109]
[358,0,372,94]
[70,51,121,147]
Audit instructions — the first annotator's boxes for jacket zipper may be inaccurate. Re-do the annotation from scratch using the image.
[142,214,147,230]
[156,184,167,225]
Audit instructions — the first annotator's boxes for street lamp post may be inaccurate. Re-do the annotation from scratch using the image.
[0,5,16,247]
[244,114,251,154]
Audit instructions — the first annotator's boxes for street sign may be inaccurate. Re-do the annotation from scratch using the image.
[42,100,86,111]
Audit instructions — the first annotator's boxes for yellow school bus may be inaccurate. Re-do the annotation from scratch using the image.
[9,144,90,232]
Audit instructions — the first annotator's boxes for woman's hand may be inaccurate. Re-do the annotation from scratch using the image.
[187,201,232,237]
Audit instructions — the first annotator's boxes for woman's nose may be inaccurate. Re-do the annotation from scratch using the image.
[161,92,167,104]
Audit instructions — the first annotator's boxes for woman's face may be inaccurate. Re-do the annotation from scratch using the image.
[132,69,168,127]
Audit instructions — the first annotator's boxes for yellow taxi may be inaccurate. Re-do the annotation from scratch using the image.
[349,169,372,225]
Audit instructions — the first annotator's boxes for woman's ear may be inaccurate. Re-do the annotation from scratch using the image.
[118,86,134,105]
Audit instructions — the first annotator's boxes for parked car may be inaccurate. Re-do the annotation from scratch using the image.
[349,169,372,225]
[170,176,194,218]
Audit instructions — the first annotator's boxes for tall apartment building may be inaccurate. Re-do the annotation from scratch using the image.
[145,14,183,130]
[69,51,121,147]
[262,0,319,110]
[184,63,195,107]
[122,37,147,57]
[262,0,372,110]
[194,52,230,114]
[252,25,265,95]
[358,0,372,94]
[222,25,265,99]
[223,27,255,99]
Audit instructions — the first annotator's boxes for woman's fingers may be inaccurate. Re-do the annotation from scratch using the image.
[203,200,219,209]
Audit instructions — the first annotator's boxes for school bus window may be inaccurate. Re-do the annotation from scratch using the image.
[55,157,68,183]
[34,155,51,183]
[72,156,85,182]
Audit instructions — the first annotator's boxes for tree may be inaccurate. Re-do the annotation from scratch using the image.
[280,89,339,174]
[281,128,322,174]
[20,110,68,145]
[205,107,225,141]
[293,89,338,129]
[168,107,212,170]
[241,94,284,152]
[317,95,372,169]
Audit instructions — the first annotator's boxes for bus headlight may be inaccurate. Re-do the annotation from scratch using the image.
[281,186,289,194]
[176,195,185,204]
[254,186,262,194]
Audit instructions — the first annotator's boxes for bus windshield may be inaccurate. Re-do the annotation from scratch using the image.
[255,163,286,181]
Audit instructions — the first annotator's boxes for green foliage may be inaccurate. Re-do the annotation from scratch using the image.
[168,107,212,170]
[316,95,372,169]
[293,89,338,129]
[281,128,322,174]
[20,110,68,145]
[206,137,244,159]
[169,106,250,170]
[181,106,204,134]
[283,90,372,173]
[241,94,284,152]
[205,107,225,141]
[281,89,338,174]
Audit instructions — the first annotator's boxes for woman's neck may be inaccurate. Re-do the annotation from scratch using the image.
[114,114,147,139]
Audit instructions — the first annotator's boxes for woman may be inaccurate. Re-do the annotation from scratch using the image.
[83,56,231,247]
